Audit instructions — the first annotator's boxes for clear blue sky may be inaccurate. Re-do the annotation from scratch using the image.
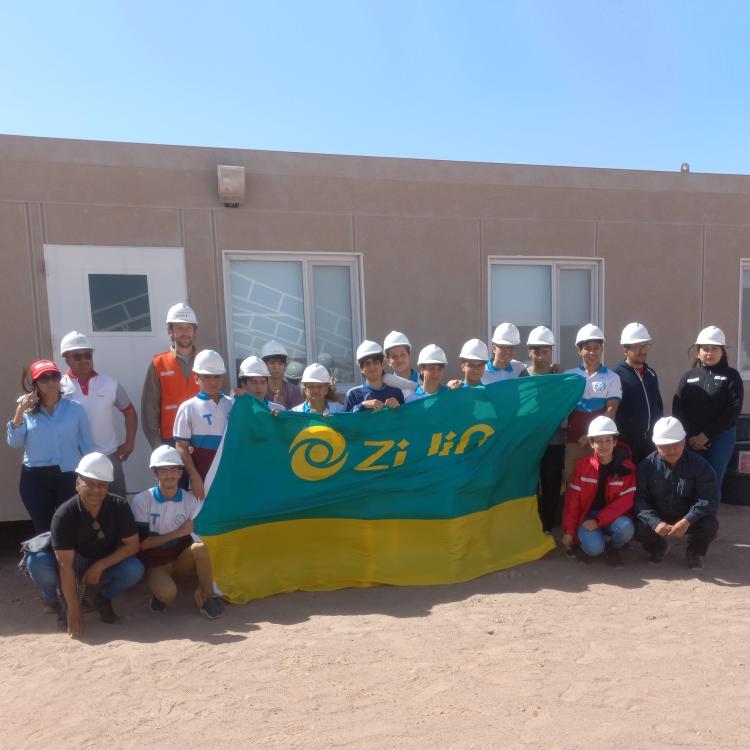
[3,1,750,173]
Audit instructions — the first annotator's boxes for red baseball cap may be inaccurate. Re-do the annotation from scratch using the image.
[30,360,61,380]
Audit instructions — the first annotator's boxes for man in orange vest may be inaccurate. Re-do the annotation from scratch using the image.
[141,303,200,452]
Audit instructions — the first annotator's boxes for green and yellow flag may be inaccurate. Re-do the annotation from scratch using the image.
[196,374,584,604]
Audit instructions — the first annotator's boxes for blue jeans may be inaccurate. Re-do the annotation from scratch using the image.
[26,550,144,606]
[690,427,735,501]
[577,515,635,557]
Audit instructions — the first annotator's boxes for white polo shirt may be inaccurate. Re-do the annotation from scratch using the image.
[173,391,233,450]
[482,359,528,385]
[132,486,202,535]
[61,371,132,456]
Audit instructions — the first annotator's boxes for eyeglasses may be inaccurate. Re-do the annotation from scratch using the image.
[91,519,105,540]
[36,372,62,383]
[68,351,93,362]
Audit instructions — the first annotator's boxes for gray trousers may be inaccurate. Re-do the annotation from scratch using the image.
[107,452,127,499]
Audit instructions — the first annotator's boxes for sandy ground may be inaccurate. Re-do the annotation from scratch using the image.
[2,507,750,750]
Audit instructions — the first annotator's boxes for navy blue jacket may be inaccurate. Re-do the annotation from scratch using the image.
[611,360,664,443]
[635,449,718,529]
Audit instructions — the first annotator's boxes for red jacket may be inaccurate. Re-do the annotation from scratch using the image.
[563,447,636,537]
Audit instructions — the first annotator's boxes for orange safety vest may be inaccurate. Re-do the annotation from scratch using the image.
[152,351,200,440]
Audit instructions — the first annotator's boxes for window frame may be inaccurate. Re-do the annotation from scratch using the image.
[486,256,604,361]
[222,250,366,388]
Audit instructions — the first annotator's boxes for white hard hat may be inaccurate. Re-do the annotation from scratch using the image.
[575,324,605,345]
[417,344,448,366]
[75,452,114,482]
[695,325,726,347]
[587,416,619,437]
[239,355,270,378]
[526,326,555,347]
[301,363,332,384]
[383,331,411,353]
[459,338,489,361]
[149,445,184,469]
[285,361,304,382]
[652,416,687,445]
[620,322,652,346]
[166,303,198,325]
[60,330,93,355]
[492,322,521,346]
[356,340,384,361]
[193,349,226,375]
[261,340,288,359]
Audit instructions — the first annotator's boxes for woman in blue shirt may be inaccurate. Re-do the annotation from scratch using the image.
[7,359,92,532]
[291,363,344,415]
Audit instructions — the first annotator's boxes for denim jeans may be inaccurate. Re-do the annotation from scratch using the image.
[577,514,635,557]
[26,549,144,606]
[690,427,735,501]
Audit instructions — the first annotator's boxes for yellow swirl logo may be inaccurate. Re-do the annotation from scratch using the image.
[289,425,348,481]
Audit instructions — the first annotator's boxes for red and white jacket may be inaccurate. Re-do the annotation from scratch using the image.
[563,447,637,537]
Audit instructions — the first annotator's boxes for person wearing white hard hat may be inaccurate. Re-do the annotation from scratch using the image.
[235,356,286,412]
[611,322,663,464]
[634,417,719,569]
[563,324,622,483]
[383,331,418,384]
[344,340,404,412]
[59,330,138,499]
[131,446,224,619]
[25,452,143,637]
[482,322,528,385]
[406,345,449,402]
[561,416,636,567]
[525,327,565,531]
[291,363,344,415]
[141,303,200,450]
[260,340,304,410]
[673,326,744,495]
[8,359,92,537]
[447,339,489,389]
[173,350,233,501]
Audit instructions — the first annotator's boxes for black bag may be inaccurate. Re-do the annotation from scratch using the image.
[18,531,52,574]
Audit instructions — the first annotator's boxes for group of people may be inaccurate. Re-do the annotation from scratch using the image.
[7,301,744,637]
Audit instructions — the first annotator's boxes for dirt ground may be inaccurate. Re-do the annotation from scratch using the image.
[2,506,750,750]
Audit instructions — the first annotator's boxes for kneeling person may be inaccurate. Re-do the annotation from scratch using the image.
[132,446,224,619]
[25,452,143,637]
[561,416,636,567]
[635,417,719,570]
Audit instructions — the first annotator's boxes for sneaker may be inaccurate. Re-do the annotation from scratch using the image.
[199,596,225,620]
[149,595,167,613]
[648,542,669,564]
[686,551,704,570]
[95,594,120,624]
[606,548,625,568]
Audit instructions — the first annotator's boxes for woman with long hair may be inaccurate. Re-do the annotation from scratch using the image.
[673,326,744,496]
[7,359,92,533]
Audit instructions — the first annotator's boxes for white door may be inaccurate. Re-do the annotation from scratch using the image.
[44,245,188,497]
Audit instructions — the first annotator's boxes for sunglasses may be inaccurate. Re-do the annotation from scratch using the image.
[91,519,105,540]
[68,351,93,362]
[36,372,62,383]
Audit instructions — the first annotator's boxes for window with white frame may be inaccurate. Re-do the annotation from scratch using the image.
[488,257,603,370]
[739,261,750,375]
[224,253,364,389]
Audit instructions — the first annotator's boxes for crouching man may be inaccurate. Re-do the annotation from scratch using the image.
[132,446,224,619]
[635,417,719,570]
[25,452,144,637]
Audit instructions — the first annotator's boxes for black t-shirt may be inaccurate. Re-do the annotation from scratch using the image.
[51,494,137,560]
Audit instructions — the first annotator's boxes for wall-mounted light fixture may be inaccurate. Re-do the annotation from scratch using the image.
[680,162,690,173]
[217,165,246,207]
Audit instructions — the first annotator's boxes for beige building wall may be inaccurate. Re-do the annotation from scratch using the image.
[1,135,749,520]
